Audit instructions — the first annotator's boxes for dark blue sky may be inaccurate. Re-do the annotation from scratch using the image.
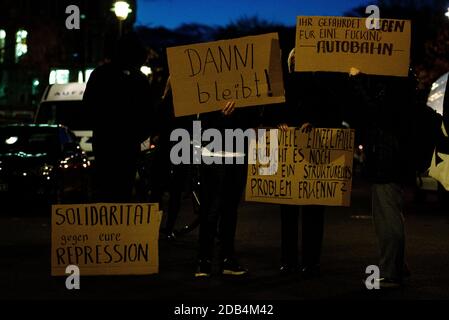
[136,0,372,29]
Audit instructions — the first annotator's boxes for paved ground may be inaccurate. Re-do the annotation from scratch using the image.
[1,178,449,310]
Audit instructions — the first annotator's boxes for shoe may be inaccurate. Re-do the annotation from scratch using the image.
[375,278,402,289]
[403,264,412,279]
[300,265,321,279]
[279,263,301,275]
[194,259,212,278]
[166,231,176,241]
[221,258,248,276]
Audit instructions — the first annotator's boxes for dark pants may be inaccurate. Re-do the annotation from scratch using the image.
[198,163,247,261]
[280,205,325,267]
[93,156,137,203]
[164,164,190,232]
[372,183,405,281]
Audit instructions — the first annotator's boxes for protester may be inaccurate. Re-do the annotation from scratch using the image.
[275,49,345,277]
[351,69,418,288]
[195,102,261,278]
[83,32,156,202]
[152,76,198,240]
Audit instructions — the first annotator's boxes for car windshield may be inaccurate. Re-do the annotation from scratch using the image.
[0,126,61,156]
[35,101,91,130]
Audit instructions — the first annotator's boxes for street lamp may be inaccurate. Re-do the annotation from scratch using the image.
[445,8,449,18]
[112,1,132,37]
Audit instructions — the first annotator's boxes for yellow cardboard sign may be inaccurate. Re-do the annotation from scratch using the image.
[167,33,285,117]
[295,16,411,76]
[246,128,355,206]
[51,203,162,276]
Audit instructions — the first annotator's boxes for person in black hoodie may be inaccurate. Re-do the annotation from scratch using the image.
[276,49,345,277]
[83,32,156,202]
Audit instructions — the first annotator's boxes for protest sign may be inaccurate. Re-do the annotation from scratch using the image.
[51,203,162,276]
[295,16,411,76]
[246,128,355,206]
[167,33,285,117]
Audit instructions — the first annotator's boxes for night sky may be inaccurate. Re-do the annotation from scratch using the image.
[136,0,372,29]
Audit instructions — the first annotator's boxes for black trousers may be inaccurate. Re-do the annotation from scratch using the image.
[164,164,190,232]
[198,163,247,261]
[93,155,137,203]
[280,205,325,267]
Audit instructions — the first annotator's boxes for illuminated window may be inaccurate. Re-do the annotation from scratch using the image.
[49,70,70,85]
[32,78,40,95]
[15,29,28,63]
[140,66,152,76]
[85,69,94,83]
[78,71,84,83]
[0,30,5,63]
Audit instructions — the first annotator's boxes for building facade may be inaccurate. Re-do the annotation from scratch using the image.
[0,0,136,115]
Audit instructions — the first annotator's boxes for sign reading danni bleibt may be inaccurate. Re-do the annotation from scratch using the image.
[51,203,162,276]
[167,33,285,117]
[246,128,355,206]
[295,16,411,77]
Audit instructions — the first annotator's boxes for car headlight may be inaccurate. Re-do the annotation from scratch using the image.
[40,164,54,176]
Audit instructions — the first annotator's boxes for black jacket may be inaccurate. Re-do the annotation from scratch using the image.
[83,63,156,158]
[264,72,345,129]
[351,74,418,184]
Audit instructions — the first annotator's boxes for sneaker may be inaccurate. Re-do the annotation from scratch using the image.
[375,278,402,289]
[300,264,321,279]
[166,231,176,242]
[221,258,248,276]
[279,263,301,276]
[195,259,212,278]
[403,264,412,279]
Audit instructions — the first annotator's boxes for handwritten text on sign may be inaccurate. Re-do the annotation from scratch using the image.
[167,33,285,117]
[246,128,355,206]
[295,16,411,76]
[51,203,162,276]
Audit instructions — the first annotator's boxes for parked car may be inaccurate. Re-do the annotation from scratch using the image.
[34,82,153,161]
[0,124,90,205]
[34,83,94,160]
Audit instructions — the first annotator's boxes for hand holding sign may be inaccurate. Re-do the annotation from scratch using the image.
[222,101,236,117]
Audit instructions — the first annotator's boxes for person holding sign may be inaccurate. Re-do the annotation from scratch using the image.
[276,49,346,277]
[350,69,418,288]
[195,102,261,278]
[148,76,198,240]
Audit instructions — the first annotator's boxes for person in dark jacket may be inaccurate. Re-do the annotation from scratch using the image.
[276,49,345,277]
[83,32,156,202]
[351,69,418,288]
[152,76,198,239]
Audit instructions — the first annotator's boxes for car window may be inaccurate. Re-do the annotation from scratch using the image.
[0,127,61,155]
[36,101,91,130]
